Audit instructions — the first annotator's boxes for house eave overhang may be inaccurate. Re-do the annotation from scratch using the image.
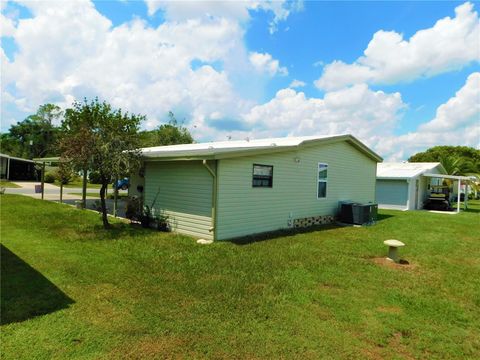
[140,134,383,163]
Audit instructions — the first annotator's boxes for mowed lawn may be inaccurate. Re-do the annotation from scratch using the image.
[1,195,479,359]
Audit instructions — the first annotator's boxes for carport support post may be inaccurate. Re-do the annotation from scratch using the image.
[82,167,87,209]
[6,157,10,180]
[457,180,461,213]
[465,184,468,210]
[113,176,118,217]
[41,162,45,200]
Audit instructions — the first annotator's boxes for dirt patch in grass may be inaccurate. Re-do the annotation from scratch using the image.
[371,257,418,271]
[108,336,188,359]
[376,306,403,314]
[361,332,416,360]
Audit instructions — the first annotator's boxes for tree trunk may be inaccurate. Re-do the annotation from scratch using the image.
[100,182,110,229]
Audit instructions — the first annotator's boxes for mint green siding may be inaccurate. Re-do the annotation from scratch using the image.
[144,161,213,240]
[215,141,377,240]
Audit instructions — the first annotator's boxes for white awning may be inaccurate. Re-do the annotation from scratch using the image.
[423,173,474,181]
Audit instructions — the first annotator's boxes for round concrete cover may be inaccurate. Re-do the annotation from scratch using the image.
[384,239,405,247]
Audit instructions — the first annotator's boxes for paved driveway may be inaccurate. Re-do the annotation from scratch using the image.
[4,181,128,217]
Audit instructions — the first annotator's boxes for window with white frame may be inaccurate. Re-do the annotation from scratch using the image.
[317,163,328,198]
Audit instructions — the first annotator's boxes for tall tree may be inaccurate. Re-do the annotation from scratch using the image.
[139,111,193,147]
[60,98,143,228]
[408,146,480,174]
[2,104,62,158]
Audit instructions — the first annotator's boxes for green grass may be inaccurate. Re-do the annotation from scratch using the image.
[69,192,128,200]
[0,180,21,188]
[68,192,101,198]
[54,180,102,189]
[1,194,479,359]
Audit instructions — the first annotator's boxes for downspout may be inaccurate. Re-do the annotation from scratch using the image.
[203,159,217,240]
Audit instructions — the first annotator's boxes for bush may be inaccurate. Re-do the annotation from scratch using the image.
[89,171,102,184]
[44,172,56,183]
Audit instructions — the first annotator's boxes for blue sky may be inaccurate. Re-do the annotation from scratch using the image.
[1,0,479,160]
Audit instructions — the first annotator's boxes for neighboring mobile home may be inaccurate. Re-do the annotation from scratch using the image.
[130,134,382,241]
[376,162,447,211]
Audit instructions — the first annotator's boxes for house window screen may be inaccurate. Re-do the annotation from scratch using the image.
[317,163,328,198]
[252,164,273,187]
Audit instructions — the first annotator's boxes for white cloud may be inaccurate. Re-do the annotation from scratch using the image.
[289,79,306,88]
[249,52,288,76]
[241,84,405,141]
[375,72,480,160]
[419,72,480,133]
[144,0,302,33]
[316,2,480,90]
[0,12,17,37]
[1,0,257,130]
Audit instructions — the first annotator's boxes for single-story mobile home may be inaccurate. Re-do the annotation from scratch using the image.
[376,162,447,210]
[130,134,382,241]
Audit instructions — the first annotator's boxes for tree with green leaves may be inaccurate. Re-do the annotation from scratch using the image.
[139,111,193,147]
[409,146,480,194]
[1,104,63,159]
[55,160,75,203]
[60,98,144,228]
[408,146,480,174]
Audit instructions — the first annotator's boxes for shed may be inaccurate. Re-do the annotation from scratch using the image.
[376,162,447,210]
[131,134,382,241]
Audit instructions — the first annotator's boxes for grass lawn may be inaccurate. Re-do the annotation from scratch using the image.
[55,180,102,189]
[69,192,129,200]
[1,195,479,359]
[0,180,21,188]
[68,192,101,198]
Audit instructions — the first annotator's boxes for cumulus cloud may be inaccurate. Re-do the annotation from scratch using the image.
[0,12,16,37]
[241,84,405,141]
[249,52,288,76]
[1,0,258,131]
[315,2,480,90]
[145,0,303,33]
[375,72,480,160]
[289,79,306,88]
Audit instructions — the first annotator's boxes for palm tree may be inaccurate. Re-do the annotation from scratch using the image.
[439,155,479,200]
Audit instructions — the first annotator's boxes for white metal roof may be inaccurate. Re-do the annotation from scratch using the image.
[0,153,36,163]
[140,134,383,161]
[423,173,475,181]
[377,162,445,179]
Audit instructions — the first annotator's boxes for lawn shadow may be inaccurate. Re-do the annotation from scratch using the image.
[229,224,342,245]
[229,214,395,245]
[86,222,159,240]
[377,213,395,221]
[1,244,74,325]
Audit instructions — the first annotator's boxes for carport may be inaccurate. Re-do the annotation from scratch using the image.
[1,153,38,181]
[33,156,123,217]
[423,173,473,213]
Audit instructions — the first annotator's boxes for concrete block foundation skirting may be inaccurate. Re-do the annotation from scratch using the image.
[293,215,335,228]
